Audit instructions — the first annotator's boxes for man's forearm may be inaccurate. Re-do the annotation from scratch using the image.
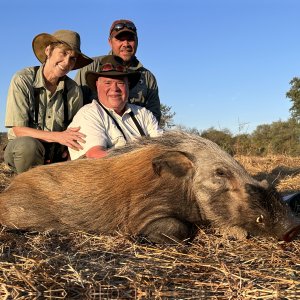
[85,145,107,158]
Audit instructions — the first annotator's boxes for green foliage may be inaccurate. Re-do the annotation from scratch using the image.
[200,127,235,155]
[175,125,201,135]
[251,119,300,156]
[177,118,299,157]
[159,103,175,129]
[286,77,300,121]
[233,133,253,155]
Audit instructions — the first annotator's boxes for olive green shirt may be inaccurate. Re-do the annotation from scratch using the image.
[5,66,83,140]
[74,53,161,122]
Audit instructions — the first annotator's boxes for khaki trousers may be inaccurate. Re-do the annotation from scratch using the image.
[4,136,45,174]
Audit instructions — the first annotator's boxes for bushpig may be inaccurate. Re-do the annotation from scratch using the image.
[0,131,299,243]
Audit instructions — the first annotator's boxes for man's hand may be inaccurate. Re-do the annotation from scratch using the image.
[56,127,86,151]
[12,126,86,151]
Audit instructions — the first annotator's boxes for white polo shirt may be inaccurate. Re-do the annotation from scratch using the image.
[68,100,163,160]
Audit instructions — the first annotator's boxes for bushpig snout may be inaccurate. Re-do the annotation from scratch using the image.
[244,183,300,242]
[279,203,300,242]
[282,222,300,242]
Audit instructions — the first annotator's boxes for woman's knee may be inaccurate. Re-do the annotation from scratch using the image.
[13,137,45,158]
[4,137,45,173]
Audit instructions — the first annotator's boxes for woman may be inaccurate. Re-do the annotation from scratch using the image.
[4,30,93,173]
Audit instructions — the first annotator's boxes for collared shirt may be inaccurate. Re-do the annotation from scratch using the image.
[74,53,162,122]
[68,100,163,160]
[5,65,83,140]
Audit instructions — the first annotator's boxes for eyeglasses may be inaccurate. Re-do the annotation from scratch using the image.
[101,63,127,72]
[110,22,137,34]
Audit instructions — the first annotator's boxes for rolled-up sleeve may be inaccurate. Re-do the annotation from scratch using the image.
[68,105,108,160]
[143,108,164,137]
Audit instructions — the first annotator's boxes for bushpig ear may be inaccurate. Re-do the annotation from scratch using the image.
[152,151,195,178]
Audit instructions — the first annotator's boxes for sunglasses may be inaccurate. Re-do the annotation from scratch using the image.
[110,22,137,34]
[101,63,127,72]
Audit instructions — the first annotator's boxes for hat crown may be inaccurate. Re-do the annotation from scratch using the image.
[109,19,137,38]
[52,30,81,52]
[99,55,127,72]
[32,29,93,70]
[85,55,141,91]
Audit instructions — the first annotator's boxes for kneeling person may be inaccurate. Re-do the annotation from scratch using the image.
[4,30,92,174]
[68,55,163,160]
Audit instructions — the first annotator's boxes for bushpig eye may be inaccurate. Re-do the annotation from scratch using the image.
[215,168,227,177]
[256,215,264,223]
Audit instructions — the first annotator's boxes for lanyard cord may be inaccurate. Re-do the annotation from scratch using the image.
[98,102,146,141]
[129,111,146,136]
[98,102,127,140]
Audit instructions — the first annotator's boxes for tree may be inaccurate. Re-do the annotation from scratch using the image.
[251,119,300,156]
[175,125,201,135]
[233,133,253,156]
[159,104,175,129]
[286,77,300,120]
[200,127,235,155]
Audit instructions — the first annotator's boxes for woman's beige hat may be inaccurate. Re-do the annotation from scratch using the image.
[32,29,93,70]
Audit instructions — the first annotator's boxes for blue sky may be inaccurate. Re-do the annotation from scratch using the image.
[1,0,299,134]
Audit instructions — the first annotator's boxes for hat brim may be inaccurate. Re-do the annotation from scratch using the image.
[32,33,93,70]
[86,70,141,91]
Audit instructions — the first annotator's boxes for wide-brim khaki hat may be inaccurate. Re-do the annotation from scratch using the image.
[32,29,93,70]
[85,55,141,91]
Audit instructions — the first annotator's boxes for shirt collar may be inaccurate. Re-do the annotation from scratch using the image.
[33,64,66,92]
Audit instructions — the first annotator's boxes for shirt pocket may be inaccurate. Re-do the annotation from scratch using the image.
[108,126,127,149]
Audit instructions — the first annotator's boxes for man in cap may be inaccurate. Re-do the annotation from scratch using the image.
[68,55,163,160]
[4,29,93,173]
[74,19,161,122]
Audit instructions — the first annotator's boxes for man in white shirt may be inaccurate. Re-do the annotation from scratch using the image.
[68,55,163,160]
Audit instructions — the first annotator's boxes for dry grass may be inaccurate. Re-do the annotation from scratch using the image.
[0,155,300,299]
[236,155,300,194]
